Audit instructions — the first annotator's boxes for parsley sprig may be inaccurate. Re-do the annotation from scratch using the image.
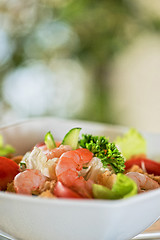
[79,134,125,174]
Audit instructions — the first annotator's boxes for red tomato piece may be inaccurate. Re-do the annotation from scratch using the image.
[125,157,160,176]
[0,157,20,190]
[54,181,83,199]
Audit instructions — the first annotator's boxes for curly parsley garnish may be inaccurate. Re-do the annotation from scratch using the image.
[79,134,125,174]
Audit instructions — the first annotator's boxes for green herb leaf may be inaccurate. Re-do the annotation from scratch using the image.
[19,162,27,170]
[79,134,125,173]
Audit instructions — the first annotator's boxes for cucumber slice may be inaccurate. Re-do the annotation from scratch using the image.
[62,127,81,150]
[44,131,56,149]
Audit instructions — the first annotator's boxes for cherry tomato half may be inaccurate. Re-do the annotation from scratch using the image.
[54,181,83,199]
[125,157,160,176]
[0,156,19,190]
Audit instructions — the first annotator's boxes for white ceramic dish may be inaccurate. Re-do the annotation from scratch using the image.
[0,117,160,240]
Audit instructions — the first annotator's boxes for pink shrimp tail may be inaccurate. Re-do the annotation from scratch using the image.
[56,148,94,198]
[38,144,72,159]
[14,169,46,195]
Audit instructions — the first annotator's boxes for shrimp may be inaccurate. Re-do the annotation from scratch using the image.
[14,169,46,195]
[55,148,94,198]
[38,144,72,159]
[126,172,160,193]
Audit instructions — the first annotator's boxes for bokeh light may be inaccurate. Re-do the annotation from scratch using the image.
[2,59,90,118]
[107,34,160,132]
[24,20,79,59]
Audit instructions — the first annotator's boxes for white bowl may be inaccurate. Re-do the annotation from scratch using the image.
[0,117,160,240]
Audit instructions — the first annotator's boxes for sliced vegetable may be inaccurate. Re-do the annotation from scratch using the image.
[112,173,138,198]
[79,134,125,173]
[0,156,19,190]
[0,135,15,156]
[44,131,56,149]
[62,128,81,150]
[93,184,119,199]
[54,181,83,198]
[125,157,160,176]
[93,173,137,199]
[115,128,146,160]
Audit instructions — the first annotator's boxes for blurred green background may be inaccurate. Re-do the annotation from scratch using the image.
[0,0,160,132]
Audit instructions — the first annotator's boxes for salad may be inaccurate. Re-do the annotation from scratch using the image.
[0,128,160,199]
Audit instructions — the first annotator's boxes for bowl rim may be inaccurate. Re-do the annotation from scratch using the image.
[0,116,128,132]
[1,186,160,209]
